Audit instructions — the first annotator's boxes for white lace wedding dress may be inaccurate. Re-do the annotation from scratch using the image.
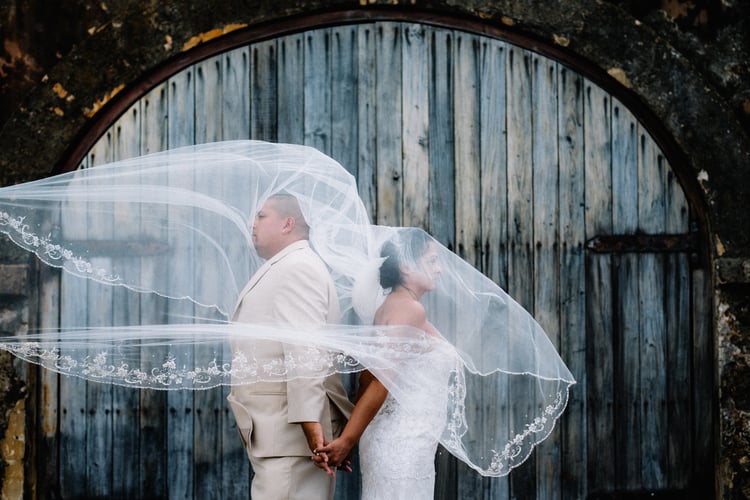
[358,348,453,500]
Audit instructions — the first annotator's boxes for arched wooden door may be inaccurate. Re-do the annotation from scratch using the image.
[33,20,712,499]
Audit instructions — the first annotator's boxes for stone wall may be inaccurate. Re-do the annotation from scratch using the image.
[1,0,748,497]
[0,259,31,499]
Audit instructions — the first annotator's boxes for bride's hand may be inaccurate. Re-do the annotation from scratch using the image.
[316,437,354,473]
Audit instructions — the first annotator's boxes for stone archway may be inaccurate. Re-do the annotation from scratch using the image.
[0,2,748,498]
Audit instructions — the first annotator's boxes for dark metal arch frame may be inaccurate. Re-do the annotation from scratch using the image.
[37,7,717,496]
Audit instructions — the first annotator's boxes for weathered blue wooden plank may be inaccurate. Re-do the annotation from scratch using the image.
[637,129,668,488]
[304,29,331,154]
[38,231,61,494]
[222,46,250,140]
[356,24,377,217]
[479,37,508,288]
[111,105,142,498]
[166,66,196,500]
[197,56,223,144]
[194,55,226,500]
[557,65,587,500]
[428,28,459,500]
[611,99,641,492]
[583,79,615,494]
[691,268,713,497]
[138,81,170,500]
[331,27,362,499]
[251,39,277,142]
[375,22,403,227]
[453,32,481,271]
[532,54,562,500]
[58,150,90,498]
[402,23,430,229]
[277,33,304,144]
[505,46,534,305]
[85,136,115,499]
[220,46,252,499]
[505,45,537,500]
[664,139,691,489]
[427,28,455,251]
[454,31,488,500]
[331,25,359,181]
[478,36,511,500]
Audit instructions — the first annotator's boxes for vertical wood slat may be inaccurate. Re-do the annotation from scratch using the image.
[583,79,615,494]
[479,37,510,500]
[430,27,458,500]
[505,44,537,500]
[479,38,507,288]
[453,33,481,268]
[427,28,455,250]
[111,105,142,498]
[196,56,223,144]
[277,34,304,144]
[331,27,362,499]
[251,39,277,142]
[166,66,196,500]
[375,22,403,226]
[664,151,691,489]
[331,25,359,181]
[356,24,377,216]
[85,135,115,499]
[221,46,252,499]
[691,268,713,498]
[611,99,640,491]
[304,29,331,153]
[222,46,251,140]
[532,54,561,499]
[38,243,61,495]
[557,66,586,500]
[58,153,90,498]
[401,23,430,229]
[616,252,641,490]
[138,81,170,500]
[637,130,668,488]
[505,47,533,304]
[453,31,485,500]
[194,55,225,500]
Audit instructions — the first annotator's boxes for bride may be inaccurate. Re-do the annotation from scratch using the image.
[314,229,451,499]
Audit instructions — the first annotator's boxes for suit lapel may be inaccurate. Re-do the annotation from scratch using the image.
[231,240,309,318]
[231,263,271,317]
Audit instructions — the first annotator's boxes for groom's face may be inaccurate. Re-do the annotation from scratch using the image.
[252,199,287,259]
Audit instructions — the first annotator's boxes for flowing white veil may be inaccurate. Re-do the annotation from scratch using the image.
[0,140,575,477]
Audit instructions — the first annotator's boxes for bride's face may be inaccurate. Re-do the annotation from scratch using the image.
[405,242,441,292]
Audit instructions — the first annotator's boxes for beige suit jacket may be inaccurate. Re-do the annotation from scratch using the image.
[227,240,354,458]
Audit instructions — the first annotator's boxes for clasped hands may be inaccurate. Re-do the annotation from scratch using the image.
[311,436,355,477]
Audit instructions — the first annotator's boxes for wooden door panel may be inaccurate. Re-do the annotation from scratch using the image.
[33,21,705,500]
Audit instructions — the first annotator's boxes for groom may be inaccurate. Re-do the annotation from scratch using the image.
[227,193,353,499]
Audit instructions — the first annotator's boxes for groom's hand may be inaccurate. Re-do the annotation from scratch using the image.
[311,448,335,477]
[302,422,336,477]
[300,421,325,452]
[312,445,352,474]
[311,443,333,476]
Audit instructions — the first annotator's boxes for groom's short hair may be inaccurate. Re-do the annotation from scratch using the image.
[268,193,309,238]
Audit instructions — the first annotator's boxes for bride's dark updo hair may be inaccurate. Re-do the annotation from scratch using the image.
[379,229,432,289]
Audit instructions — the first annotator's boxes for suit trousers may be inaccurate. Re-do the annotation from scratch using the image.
[249,453,335,500]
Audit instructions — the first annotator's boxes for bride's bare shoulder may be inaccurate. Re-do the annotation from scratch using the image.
[374,294,426,328]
